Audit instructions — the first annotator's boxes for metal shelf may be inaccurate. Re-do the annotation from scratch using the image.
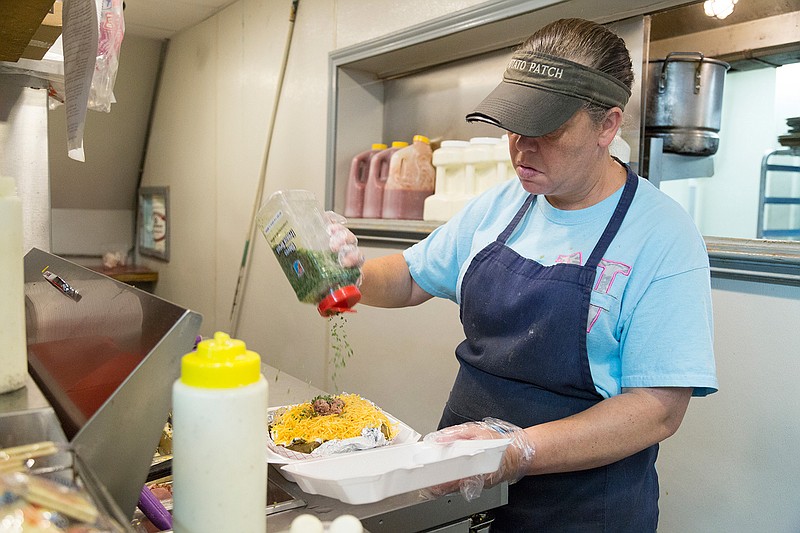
[757,147,800,239]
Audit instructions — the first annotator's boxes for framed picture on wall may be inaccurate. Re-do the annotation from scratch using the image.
[137,186,170,261]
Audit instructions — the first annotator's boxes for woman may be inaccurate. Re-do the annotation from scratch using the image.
[331,18,717,531]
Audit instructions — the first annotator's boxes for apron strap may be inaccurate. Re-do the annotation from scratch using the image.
[498,195,535,244]
[585,163,638,269]
[497,161,638,265]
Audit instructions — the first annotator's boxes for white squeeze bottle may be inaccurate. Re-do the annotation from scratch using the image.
[0,177,27,394]
[172,332,268,533]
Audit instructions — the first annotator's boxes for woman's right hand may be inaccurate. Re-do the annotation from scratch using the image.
[325,211,364,270]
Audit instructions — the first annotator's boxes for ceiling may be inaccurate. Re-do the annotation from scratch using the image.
[650,0,800,69]
[650,0,800,40]
[122,0,239,40]
[121,0,800,42]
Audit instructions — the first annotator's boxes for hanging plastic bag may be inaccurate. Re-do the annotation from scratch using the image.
[88,0,125,112]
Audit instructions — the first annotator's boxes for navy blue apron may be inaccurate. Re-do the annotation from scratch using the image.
[439,166,659,532]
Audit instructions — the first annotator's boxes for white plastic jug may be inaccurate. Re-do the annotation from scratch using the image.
[609,132,632,163]
[466,137,502,195]
[423,140,471,221]
[494,135,515,185]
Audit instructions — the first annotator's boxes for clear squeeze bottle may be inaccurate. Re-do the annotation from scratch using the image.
[345,143,387,218]
[0,177,27,394]
[256,189,361,316]
[172,332,268,533]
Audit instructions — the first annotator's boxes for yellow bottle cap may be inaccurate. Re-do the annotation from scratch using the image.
[391,141,409,148]
[372,143,388,150]
[413,135,430,144]
[181,331,261,388]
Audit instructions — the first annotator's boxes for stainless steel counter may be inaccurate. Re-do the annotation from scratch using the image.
[1,364,506,532]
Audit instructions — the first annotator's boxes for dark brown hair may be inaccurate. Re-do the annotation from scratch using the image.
[520,18,633,123]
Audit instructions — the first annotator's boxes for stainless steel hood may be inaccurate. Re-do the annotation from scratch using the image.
[22,248,202,519]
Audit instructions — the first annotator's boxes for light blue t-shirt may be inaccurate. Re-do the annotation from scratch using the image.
[404,176,718,398]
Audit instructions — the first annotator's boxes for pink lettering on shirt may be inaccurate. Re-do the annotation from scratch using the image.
[555,252,582,265]
[587,259,631,332]
[554,253,631,332]
[594,259,632,294]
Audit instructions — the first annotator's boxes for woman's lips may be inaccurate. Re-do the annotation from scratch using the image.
[515,164,541,181]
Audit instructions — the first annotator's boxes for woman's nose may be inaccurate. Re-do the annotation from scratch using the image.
[510,133,538,152]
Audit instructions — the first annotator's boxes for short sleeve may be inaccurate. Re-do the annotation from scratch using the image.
[620,266,718,397]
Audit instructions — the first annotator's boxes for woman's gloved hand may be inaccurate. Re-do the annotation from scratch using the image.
[324,211,364,271]
[422,417,536,501]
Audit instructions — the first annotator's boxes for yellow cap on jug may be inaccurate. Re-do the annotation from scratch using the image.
[181,331,261,388]
[413,135,430,144]
[371,143,388,150]
[391,141,409,149]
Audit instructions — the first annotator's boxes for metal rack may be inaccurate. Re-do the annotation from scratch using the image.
[757,147,800,239]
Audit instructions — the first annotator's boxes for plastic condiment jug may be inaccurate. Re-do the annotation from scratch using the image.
[382,134,436,220]
[345,143,387,218]
[494,135,515,184]
[423,140,471,221]
[0,176,27,394]
[610,132,632,163]
[172,332,268,533]
[466,137,502,195]
[256,189,361,316]
[362,141,408,219]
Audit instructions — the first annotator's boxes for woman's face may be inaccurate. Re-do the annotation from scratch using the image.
[508,108,611,208]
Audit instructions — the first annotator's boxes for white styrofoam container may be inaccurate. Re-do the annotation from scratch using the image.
[281,439,511,505]
[266,406,422,483]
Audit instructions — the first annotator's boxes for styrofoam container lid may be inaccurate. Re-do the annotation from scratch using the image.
[281,438,511,505]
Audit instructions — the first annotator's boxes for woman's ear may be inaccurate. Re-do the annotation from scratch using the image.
[598,107,624,148]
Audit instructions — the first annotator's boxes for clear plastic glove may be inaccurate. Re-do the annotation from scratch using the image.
[324,211,365,270]
[422,417,535,502]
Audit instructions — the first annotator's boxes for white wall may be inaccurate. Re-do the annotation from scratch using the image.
[48,34,163,256]
[659,278,800,532]
[139,0,486,402]
[140,1,800,531]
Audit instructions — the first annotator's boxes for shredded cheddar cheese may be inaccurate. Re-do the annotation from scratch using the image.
[270,394,398,447]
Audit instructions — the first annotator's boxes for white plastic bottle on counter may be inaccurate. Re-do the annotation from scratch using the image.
[0,176,27,394]
[172,332,268,533]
